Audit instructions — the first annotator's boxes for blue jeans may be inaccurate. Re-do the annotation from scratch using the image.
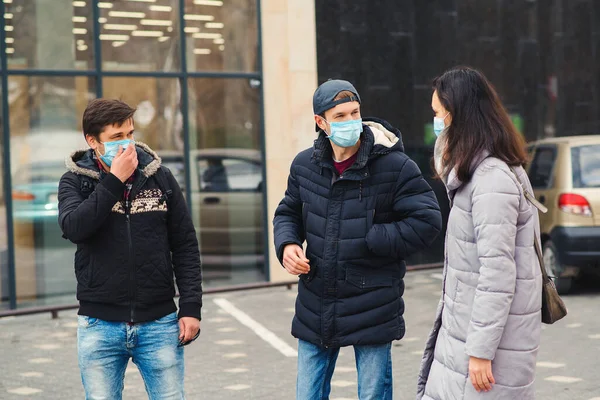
[297,340,393,400]
[77,312,184,400]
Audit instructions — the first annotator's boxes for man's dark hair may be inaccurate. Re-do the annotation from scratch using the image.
[433,66,528,183]
[82,99,136,139]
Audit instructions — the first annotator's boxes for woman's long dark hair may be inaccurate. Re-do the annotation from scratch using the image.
[433,66,528,183]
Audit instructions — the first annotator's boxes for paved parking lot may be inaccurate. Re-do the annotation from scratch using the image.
[0,269,599,400]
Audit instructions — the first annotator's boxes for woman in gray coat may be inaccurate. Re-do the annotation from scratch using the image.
[416,67,543,400]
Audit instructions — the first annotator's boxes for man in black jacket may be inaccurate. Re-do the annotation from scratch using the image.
[273,80,442,399]
[58,99,202,399]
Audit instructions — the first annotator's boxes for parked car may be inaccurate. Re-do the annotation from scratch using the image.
[12,160,65,245]
[11,160,75,299]
[158,149,265,274]
[527,135,600,293]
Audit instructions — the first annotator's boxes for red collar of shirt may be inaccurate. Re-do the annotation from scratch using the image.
[333,152,358,176]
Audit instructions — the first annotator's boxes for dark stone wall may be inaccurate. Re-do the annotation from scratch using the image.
[316,0,600,265]
[316,0,600,145]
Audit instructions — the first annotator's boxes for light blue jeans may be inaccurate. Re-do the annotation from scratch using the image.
[77,312,184,400]
[297,339,393,400]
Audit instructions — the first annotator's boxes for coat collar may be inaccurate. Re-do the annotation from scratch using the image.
[445,150,490,200]
[310,118,404,181]
[65,142,162,180]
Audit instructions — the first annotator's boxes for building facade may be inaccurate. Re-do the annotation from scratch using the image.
[1,0,598,309]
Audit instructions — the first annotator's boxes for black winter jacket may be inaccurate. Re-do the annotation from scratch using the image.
[58,143,202,323]
[274,118,442,347]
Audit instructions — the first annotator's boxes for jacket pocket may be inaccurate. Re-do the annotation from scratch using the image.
[299,261,317,284]
[88,257,108,289]
[74,250,92,287]
[77,315,100,328]
[346,266,395,290]
[161,253,174,284]
[366,209,375,233]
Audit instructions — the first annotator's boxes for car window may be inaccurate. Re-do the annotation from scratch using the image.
[161,159,186,189]
[528,146,557,189]
[198,157,262,193]
[571,145,600,188]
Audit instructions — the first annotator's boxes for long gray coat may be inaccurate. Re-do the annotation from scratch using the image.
[416,155,543,400]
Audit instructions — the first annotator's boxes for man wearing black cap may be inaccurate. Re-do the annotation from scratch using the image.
[273,80,442,399]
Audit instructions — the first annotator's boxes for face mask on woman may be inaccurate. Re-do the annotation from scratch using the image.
[433,113,450,137]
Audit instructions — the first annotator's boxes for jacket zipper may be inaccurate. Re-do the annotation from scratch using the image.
[126,201,135,322]
[125,175,147,323]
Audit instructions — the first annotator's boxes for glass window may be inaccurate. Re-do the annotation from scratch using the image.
[187,78,264,286]
[100,0,180,72]
[102,77,184,153]
[528,146,557,189]
[4,0,94,70]
[8,76,94,306]
[198,156,262,192]
[572,145,600,188]
[103,77,185,199]
[0,81,8,309]
[184,0,258,73]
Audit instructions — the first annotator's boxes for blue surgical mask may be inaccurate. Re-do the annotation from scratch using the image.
[324,118,363,148]
[98,139,133,167]
[433,113,449,137]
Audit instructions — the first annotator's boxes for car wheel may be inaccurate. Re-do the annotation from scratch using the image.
[542,240,573,294]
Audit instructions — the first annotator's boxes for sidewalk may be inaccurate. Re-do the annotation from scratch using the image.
[0,270,599,399]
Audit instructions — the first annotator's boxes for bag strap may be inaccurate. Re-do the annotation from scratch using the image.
[509,167,552,280]
[509,168,548,214]
[79,175,96,199]
[155,167,173,206]
[532,230,552,281]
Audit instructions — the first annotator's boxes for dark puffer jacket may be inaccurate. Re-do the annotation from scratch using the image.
[58,143,202,323]
[274,118,442,347]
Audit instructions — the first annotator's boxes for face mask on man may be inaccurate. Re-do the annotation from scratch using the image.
[323,118,363,148]
[433,113,450,137]
[97,139,133,167]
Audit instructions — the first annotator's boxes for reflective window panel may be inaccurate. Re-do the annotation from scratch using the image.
[4,0,94,70]
[184,0,258,73]
[8,76,94,305]
[187,77,264,286]
[100,0,181,72]
[0,79,8,309]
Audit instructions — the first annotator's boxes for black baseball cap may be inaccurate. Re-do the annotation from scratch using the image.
[313,80,361,131]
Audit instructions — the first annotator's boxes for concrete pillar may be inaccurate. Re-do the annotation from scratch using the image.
[261,0,317,282]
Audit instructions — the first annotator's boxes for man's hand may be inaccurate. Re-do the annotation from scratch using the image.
[110,144,138,183]
[469,356,495,392]
[178,317,200,345]
[283,244,310,275]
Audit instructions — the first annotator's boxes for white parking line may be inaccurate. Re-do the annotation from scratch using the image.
[544,376,583,383]
[331,381,355,388]
[537,362,565,369]
[588,334,600,340]
[7,387,43,395]
[430,273,444,280]
[213,298,298,358]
